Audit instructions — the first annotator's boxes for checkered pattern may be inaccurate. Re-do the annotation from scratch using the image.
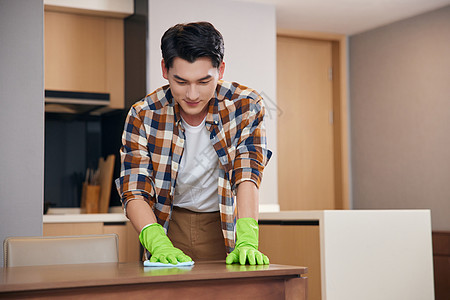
[116,80,272,253]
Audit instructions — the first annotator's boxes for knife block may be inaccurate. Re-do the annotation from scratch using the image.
[81,183,100,214]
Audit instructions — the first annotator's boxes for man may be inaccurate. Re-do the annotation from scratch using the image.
[116,22,271,265]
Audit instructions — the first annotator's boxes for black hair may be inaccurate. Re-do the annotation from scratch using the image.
[161,22,224,69]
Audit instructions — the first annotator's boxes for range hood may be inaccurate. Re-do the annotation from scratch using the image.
[45,90,110,114]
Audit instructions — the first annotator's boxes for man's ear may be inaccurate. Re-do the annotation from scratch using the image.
[161,59,169,79]
[218,61,225,80]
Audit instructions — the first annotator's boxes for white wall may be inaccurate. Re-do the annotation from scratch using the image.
[0,0,44,266]
[147,0,278,208]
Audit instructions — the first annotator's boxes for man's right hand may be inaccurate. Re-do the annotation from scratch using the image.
[139,223,192,264]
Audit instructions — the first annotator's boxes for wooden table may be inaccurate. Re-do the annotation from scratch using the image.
[0,261,307,299]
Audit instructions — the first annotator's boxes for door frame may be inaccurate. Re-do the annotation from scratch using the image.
[277,29,350,209]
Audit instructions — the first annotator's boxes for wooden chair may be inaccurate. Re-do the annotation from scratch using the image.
[3,234,119,267]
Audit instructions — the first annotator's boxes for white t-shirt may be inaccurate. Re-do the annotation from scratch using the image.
[173,116,220,212]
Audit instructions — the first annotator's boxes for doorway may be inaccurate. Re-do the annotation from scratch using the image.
[277,32,349,210]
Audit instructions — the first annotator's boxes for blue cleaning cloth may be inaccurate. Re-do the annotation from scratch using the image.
[143,260,195,267]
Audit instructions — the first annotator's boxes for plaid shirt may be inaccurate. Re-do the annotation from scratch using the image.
[116,80,272,252]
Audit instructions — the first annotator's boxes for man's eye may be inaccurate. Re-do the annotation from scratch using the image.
[199,81,210,85]
[176,81,187,85]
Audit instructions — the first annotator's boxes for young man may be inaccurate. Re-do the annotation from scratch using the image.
[116,22,271,265]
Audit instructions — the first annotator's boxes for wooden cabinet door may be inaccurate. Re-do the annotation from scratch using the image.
[45,11,106,93]
[259,224,321,300]
[44,11,124,109]
[103,222,140,262]
[44,222,103,236]
[43,222,140,262]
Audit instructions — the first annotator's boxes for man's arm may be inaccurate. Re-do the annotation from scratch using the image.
[126,200,157,232]
[226,180,269,265]
[225,94,271,265]
[127,199,192,264]
[117,104,191,263]
[236,181,259,221]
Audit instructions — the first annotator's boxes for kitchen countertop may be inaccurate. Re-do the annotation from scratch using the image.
[43,213,129,223]
[43,206,325,223]
[43,207,128,223]
[259,210,322,221]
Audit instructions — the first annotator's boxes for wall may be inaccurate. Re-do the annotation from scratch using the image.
[0,0,44,266]
[147,0,278,208]
[350,6,450,230]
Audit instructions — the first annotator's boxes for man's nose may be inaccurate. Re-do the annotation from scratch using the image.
[186,84,200,101]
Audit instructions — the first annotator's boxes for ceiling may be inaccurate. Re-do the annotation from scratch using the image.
[237,0,450,35]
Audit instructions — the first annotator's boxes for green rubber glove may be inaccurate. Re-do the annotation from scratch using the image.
[226,218,270,265]
[139,223,192,264]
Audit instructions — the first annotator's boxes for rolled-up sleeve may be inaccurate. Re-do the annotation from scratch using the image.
[115,106,155,215]
[231,96,272,190]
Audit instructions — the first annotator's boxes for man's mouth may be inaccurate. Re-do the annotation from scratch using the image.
[184,100,200,106]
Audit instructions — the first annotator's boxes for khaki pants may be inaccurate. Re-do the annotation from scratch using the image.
[167,206,227,261]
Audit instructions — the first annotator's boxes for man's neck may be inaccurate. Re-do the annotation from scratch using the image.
[180,108,208,127]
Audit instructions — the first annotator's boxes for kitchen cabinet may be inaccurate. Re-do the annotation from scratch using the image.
[44,10,124,110]
[259,224,321,300]
[43,220,140,263]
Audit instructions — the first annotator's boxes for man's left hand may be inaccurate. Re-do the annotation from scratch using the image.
[225,218,269,265]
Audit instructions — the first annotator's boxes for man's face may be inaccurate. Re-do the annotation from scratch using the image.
[162,57,225,125]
